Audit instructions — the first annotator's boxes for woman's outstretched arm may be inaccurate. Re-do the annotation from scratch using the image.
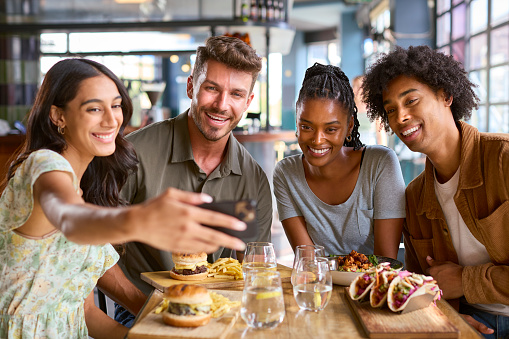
[20,170,246,253]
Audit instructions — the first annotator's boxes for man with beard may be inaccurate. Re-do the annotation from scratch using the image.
[114,36,272,327]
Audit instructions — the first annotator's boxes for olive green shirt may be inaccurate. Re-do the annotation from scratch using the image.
[118,111,273,295]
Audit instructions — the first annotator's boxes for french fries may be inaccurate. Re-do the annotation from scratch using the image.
[154,299,169,314]
[209,292,241,318]
[207,257,243,280]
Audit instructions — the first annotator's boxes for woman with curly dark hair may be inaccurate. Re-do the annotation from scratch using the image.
[273,63,405,258]
[362,45,509,338]
[0,58,246,339]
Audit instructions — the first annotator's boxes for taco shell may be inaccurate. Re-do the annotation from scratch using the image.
[349,262,395,301]
[349,272,376,301]
[370,270,398,308]
[387,273,440,312]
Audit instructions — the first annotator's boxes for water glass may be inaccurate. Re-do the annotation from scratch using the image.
[291,244,325,286]
[242,242,277,279]
[292,257,332,312]
[240,270,285,329]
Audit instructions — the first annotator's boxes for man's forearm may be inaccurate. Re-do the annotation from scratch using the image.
[97,263,147,315]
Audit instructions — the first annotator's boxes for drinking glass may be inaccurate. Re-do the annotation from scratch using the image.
[292,257,332,312]
[240,270,285,329]
[291,244,325,286]
[242,242,277,279]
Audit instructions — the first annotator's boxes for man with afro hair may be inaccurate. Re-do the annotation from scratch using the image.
[362,45,509,338]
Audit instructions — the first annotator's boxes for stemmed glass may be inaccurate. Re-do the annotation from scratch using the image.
[242,242,277,280]
[292,257,332,312]
[240,269,285,329]
[291,244,325,286]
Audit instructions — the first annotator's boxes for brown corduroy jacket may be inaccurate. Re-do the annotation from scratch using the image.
[404,121,509,305]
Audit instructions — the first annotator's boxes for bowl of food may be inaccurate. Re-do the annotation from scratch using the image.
[327,250,403,286]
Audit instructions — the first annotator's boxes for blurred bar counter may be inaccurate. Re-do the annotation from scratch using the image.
[233,130,297,179]
[233,130,296,143]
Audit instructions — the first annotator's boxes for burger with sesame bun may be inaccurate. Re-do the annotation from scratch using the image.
[162,284,212,327]
[169,252,209,281]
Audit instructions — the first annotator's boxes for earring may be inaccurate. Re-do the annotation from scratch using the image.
[58,126,65,135]
[346,135,352,142]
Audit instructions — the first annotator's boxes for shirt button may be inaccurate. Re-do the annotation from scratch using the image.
[198,177,204,182]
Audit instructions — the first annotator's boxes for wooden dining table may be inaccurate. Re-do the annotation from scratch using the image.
[129,267,483,339]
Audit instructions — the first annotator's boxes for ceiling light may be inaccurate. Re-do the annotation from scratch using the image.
[170,55,179,63]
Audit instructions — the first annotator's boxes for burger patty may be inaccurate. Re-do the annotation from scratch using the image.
[172,265,207,275]
[167,302,211,316]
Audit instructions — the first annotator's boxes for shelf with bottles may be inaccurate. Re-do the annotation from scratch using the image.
[239,0,288,24]
[2,0,292,36]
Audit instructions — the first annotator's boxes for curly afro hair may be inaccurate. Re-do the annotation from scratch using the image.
[361,45,479,131]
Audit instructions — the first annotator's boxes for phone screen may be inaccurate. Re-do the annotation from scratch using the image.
[198,199,258,242]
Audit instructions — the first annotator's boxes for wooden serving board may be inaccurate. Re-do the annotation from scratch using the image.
[129,290,242,339]
[141,264,292,292]
[344,288,459,338]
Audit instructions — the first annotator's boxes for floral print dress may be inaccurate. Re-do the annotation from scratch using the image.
[0,149,119,338]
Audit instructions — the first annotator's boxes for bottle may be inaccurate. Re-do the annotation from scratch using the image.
[258,0,267,22]
[273,0,280,22]
[279,0,285,22]
[241,0,249,22]
[250,0,258,22]
[267,0,274,22]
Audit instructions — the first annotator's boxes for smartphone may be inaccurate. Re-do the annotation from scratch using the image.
[198,199,258,242]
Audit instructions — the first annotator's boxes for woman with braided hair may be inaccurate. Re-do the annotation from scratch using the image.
[273,63,405,258]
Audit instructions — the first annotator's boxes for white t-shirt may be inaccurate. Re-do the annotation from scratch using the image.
[434,167,509,316]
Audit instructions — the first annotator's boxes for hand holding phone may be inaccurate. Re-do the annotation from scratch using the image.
[198,200,258,242]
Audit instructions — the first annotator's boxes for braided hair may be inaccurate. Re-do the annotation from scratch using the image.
[296,63,364,150]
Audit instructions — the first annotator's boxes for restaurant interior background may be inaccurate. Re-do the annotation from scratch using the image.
[1,0,508,318]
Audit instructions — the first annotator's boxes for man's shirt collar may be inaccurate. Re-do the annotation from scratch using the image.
[170,110,242,177]
[418,121,483,216]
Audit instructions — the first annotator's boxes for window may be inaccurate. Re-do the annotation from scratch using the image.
[40,54,163,127]
[436,0,509,132]
[365,2,391,68]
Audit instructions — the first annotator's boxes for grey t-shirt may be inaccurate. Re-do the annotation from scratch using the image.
[273,145,405,255]
[119,111,273,295]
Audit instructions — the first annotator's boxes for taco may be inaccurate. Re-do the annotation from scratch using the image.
[349,262,392,301]
[369,269,399,308]
[387,271,441,312]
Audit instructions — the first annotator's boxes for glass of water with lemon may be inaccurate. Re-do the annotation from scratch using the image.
[242,242,277,280]
[240,270,285,329]
[291,244,325,286]
[293,257,332,312]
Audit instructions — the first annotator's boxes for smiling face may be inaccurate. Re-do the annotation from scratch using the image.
[187,59,254,142]
[51,75,123,163]
[382,75,455,156]
[297,98,353,168]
